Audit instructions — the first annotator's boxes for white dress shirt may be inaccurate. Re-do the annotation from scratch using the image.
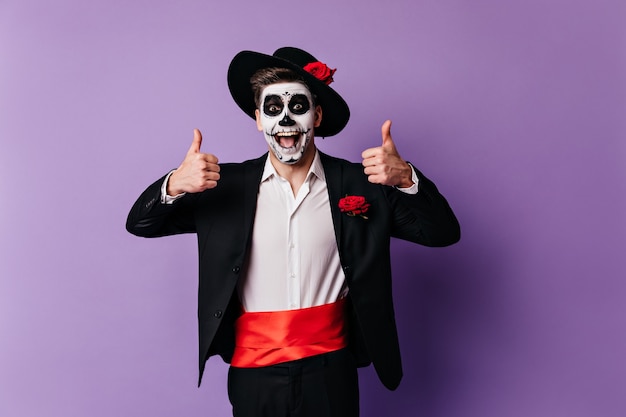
[238,151,347,312]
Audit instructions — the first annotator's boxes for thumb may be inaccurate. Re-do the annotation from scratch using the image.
[187,128,203,154]
[381,120,395,149]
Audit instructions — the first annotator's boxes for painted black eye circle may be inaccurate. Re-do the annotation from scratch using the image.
[263,95,284,117]
[289,95,310,115]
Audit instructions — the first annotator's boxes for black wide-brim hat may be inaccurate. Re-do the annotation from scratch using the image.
[227,47,350,137]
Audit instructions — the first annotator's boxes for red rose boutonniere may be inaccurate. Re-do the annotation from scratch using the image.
[338,195,370,220]
[303,61,336,85]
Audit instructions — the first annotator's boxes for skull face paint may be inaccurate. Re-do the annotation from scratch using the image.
[257,82,317,165]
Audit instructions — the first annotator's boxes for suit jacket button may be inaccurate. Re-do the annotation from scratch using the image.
[213,310,223,319]
[232,266,240,273]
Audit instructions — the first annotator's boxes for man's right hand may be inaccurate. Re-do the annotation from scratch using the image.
[167,129,220,195]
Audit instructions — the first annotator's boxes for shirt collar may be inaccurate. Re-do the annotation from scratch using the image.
[261,150,326,183]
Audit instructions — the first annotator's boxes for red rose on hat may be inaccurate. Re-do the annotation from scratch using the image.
[303,61,336,85]
[338,196,370,219]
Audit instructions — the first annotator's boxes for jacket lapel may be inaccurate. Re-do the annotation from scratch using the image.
[319,152,343,251]
[242,154,267,245]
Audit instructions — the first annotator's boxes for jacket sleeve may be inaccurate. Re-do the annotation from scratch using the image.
[386,166,460,247]
[125,174,198,238]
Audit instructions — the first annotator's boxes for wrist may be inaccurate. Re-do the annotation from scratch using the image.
[166,170,183,196]
[397,163,414,188]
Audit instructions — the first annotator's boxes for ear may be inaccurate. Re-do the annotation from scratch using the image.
[314,105,323,128]
[255,109,263,131]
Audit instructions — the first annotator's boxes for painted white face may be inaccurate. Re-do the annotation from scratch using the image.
[258,82,316,165]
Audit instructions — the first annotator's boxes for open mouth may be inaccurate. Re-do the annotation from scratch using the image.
[273,130,304,149]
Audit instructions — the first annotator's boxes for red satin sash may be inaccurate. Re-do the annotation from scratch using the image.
[231,298,348,368]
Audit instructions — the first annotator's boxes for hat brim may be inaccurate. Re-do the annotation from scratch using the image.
[227,50,350,137]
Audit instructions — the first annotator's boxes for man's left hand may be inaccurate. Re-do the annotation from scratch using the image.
[362,120,414,188]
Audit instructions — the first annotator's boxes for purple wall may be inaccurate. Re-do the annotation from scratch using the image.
[1,1,624,416]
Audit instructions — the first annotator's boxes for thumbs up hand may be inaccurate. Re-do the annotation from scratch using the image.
[167,129,221,195]
[361,120,414,188]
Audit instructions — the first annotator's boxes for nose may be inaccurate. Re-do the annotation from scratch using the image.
[279,114,296,126]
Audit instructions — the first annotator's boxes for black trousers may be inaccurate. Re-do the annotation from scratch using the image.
[227,348,359,417]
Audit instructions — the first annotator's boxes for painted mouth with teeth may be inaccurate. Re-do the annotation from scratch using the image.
[270,129,310,150]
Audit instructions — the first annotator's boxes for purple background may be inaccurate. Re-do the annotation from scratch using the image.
[1,0,625,416]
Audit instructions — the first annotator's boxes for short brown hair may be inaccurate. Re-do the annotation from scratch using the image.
[250,67,316,108]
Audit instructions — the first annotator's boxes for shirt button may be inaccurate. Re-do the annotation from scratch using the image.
[213,310,223,319]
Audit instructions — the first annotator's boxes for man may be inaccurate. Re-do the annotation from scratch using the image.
[127,47,460,417]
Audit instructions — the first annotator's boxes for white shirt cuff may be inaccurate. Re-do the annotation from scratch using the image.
[160,170,186,204]
[395,163,419,194]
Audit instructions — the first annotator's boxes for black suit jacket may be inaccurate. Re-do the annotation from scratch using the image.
[126,151,460,390]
